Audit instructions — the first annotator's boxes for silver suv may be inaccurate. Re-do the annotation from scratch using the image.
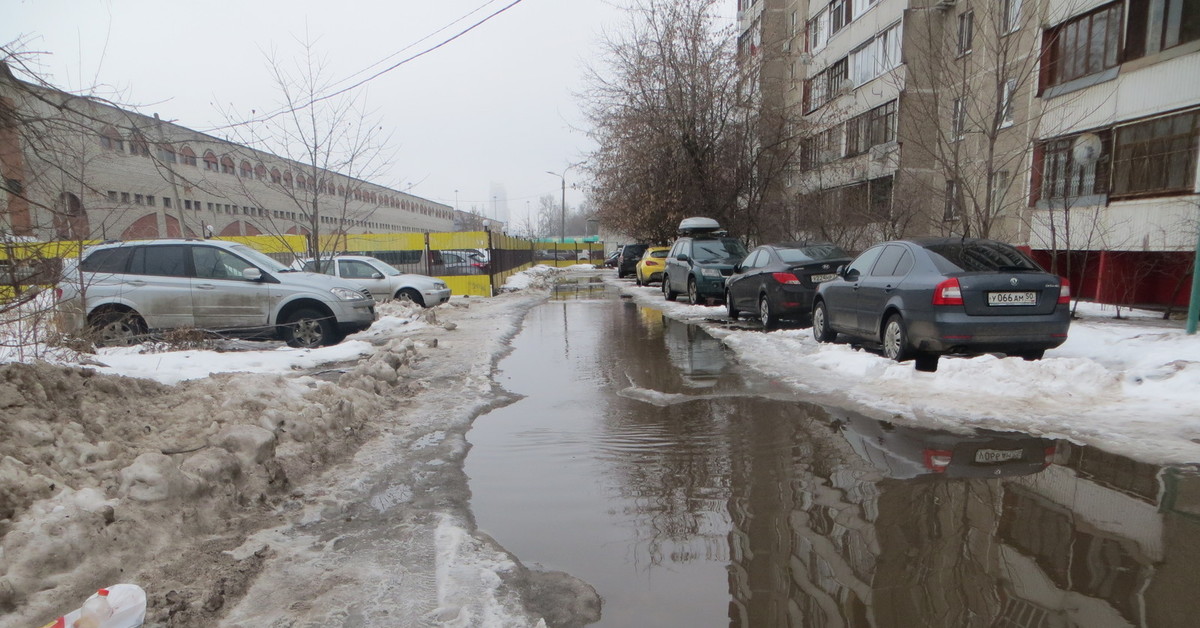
[56,239,376,348]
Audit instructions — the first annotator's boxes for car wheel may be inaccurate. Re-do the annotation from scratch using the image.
[687,277,700,305]
[882,314,915,362]
[396,288,426,307]
[1018,349,1045,361]
[812,300,836,342]
[914,354,940,372]
[635,273,643,287]
[282,308,338,348]
[89,309,146,347]
[663,276,678,301]
[759,295,779,330]
[726,290,740,319]
[617,268,627,279]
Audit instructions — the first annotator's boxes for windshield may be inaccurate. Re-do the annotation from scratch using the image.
[777,244,849,263]
[924,241,1041,273]
[230,244,290,272]
[691,238,747,263]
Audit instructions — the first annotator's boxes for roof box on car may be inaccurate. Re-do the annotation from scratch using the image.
[677,217,725,236]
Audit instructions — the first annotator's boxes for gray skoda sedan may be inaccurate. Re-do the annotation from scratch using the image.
[811,238,1071,370]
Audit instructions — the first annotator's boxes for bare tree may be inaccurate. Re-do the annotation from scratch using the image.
[220,38,393,262]
[582,0,800,244]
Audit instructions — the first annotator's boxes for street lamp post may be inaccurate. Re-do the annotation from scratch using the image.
[546,165,578,243]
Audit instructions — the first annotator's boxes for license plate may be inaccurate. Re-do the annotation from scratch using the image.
[987,291,1037,306]
[810,273,838,283]
[975,449,1023,464]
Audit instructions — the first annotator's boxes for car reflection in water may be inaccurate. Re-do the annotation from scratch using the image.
[660,315,727,388]
[832,409,1056,480]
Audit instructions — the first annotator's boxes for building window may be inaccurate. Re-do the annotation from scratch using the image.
[120,192,130,203]
[1111,109,1200,198]
[283,172,293,188]
[163,197,172,209]
[203,151,218,171]
[958,11,974,55]
[180,146,197,166]
[156,144,176,163]
[220,156,235,174]
[1126,0,1200,59]
[184,199,192,210]
[830,0,850,35]
[147,195,156,207]
[1036,131,1112,202]
[271,168,282,184]
[255,163,266,180]
[129,134,150,157]
[944,180,960,221]
[951,98,967,139]
[1002,0,1023,33]
[240,161,253,178]
[1042,3,1122,89]
[807,10,828,52]
[991,170,1012,213]
[1000,79,1017,127]
[845,100,897,156]
[107,191,118,203]
[100,127,123,152]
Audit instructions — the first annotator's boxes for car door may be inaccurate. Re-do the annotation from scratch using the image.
[825,245,885,334]
[728,249,761,308]
[856,244,913,336]
[124,244,195,329]
[190,244,274,331]
[665,240,687,292]
[338,259,390,300]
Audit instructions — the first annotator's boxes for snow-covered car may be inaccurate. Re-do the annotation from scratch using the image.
[298,255,451,307]
[56,239,376,348]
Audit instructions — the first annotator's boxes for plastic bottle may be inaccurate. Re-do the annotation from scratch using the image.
[74,589,112,628]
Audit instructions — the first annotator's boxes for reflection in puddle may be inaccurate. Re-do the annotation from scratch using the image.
[551,276,607,300]
[467,297,1200,627]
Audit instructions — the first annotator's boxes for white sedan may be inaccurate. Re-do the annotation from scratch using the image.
[297,255,451,307]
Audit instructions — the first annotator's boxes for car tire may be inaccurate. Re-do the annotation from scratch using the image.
[1018,350,1045,361]
[396,288,426,307]
[726,290,739,320]
[882,314,915,362]
[617,268,627,279]
[687,277,700,305]
[282,308,338,348]
[663,276,678,301]
[89,309,146,347]
[635,273,643,287]
[812,300,836,343]
[914,354,940,372]
[759,295,779,330]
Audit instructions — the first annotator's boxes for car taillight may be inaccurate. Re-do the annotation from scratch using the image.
[923,449,953,472]
[932,278,963,305]
[645,260,659,267]
[772,272,800,285]
[1058,278,1071,304]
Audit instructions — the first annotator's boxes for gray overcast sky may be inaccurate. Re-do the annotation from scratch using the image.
[4,0,733,230]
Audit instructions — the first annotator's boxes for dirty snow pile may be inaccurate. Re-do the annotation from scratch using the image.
[0,275,585,628]
[499,264,564,292]
[616,280,1200,464]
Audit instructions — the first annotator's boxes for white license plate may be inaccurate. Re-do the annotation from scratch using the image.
[987,291,1037,306]
[810,273,838,283]
[975,449,1024,464]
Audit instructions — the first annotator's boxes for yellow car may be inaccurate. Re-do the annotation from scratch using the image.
[635,247,671,286]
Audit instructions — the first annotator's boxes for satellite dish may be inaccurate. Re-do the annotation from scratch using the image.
[1072,133,1103,165]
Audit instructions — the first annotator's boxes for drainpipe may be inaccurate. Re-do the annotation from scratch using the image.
[1187,224,1198,335]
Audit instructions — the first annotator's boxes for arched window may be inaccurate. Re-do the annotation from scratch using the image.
[203,151,219,171]
[220,156,235,174]
[156,143,176,163]
[296,174,306,190]
[129,133,150,157]
[337,185,344,197]
[270,168,282,184]
[54,192,88,239]
[282,172,292,188]
[239,161,253,178]
[180,146,197,166]
[255,163,266,180]
[99,127,123,151]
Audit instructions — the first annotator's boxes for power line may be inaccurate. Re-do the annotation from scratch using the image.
[203,0,526,133]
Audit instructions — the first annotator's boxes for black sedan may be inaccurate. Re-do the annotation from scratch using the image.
[811,237,1071,370]
[725,242,852,328]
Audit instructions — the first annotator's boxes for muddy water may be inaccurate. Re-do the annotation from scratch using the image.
[465,287,1200,627]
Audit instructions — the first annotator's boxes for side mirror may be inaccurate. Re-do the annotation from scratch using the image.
[677,253,690,263]
[371,272,384,279]
[242,267,263,281]
[733,263,744,273]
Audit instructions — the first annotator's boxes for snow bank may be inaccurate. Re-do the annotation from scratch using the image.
[614,278,1200,464]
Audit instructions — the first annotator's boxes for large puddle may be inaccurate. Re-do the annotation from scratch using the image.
[465,288,1200,627]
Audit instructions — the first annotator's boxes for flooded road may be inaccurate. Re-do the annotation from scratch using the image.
[465,283,1200,627]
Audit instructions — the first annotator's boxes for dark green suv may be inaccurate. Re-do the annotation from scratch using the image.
[662,233,748,305]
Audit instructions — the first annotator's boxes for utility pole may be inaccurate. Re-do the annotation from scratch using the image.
[546,165,575,243]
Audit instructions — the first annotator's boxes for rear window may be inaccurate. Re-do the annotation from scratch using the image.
[691,238,748,262]
[80,247,132,273]
[648,250,668,259]
[777,244,849,263]
[924,241,1041,273]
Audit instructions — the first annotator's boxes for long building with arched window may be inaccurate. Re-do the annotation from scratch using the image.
[0,61,456,243]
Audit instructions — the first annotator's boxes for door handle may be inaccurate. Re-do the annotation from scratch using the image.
[195,283,216,290]
[127,280,146,287]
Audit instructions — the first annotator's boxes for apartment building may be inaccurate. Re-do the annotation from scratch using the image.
[741,0,1199,307]
[0,61,455,245]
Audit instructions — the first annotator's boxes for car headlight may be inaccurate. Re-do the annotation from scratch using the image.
[434,281,447,289]
[331,287,364,301]
[700,268,721,278]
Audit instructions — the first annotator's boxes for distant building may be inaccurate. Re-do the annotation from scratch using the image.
[739,0,1198,307]
[0,61,455,243]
